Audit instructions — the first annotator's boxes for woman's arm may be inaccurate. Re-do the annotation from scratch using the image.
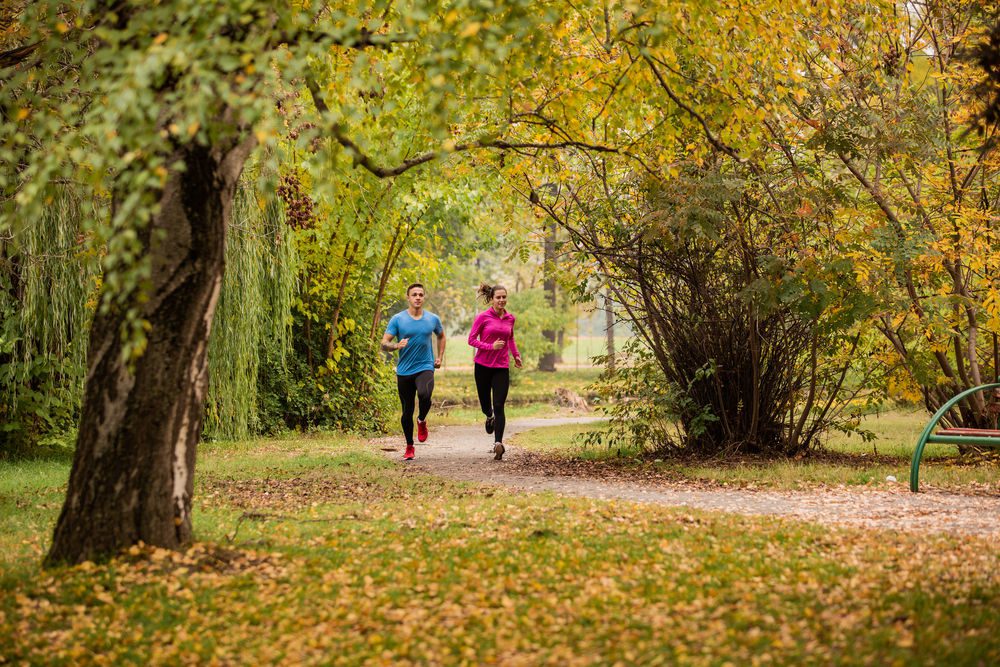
[508,320,521,364]
[467,313,493,350]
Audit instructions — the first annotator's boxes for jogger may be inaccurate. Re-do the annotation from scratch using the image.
[382,283,445,460]
[468,283,522,460]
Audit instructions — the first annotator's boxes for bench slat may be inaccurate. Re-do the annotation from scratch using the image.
[927,434,1000,447]
[936,427,1000,437]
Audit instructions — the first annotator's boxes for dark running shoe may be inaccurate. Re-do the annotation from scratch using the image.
[485,415,495,434]
[493,442,505,461]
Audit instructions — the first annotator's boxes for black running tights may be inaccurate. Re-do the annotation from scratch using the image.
[397,370,434,445]
[474,363,510,443]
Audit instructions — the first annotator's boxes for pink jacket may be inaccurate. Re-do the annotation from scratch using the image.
[468,308,520,368]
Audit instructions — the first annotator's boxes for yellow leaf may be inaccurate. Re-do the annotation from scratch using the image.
[460,22,481,38]
[153,33,168,45]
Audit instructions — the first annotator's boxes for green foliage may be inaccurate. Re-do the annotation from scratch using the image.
[0,188,100,456]
[262,300,396,434]
[502,288,573,369]
[205,174,296,440]
[434,368,601,408]
[2,0,565,362]
[584,338,686,454]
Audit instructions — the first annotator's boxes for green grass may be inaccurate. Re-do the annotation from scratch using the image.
[512,409,1000,491]
[2,434,1000,664]
[441,336,627,370]
[431,403,579,426]
[433,367,602,408]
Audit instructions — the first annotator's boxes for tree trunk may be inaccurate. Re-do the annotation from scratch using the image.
[46,137,254,565]
[538,220,558,372]
[604,288,615,372]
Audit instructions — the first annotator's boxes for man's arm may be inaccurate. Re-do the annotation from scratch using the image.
[434,331,446,368]
[381,332,408,352]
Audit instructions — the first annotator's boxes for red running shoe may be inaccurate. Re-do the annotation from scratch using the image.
[417,419,428,443]
[404,444,415,460]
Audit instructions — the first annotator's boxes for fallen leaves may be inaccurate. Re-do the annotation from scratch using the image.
[4,438,1000,664]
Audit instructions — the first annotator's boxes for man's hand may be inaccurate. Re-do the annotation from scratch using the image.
[492,340,506,350]
[397,338,409,349]
[434,357,442,369]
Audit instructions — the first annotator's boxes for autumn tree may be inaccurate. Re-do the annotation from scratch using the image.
[763,0,1000,424]
[1,0,587,564]
[495,0,877,453]
[507,0,1000,443]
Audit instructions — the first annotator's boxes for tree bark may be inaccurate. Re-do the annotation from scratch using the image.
[538,219,558,372]
[604,288,615,372]
[46,136,255,565]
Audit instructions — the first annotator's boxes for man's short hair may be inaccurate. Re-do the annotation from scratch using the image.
[406,283,424,295]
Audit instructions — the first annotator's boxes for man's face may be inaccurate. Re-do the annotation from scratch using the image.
[407,287,425,308]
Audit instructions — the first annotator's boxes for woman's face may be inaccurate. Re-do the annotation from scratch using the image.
[492,289,508,310]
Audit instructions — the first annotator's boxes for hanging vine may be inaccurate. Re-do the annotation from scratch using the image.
[0,187,101,453]
[204,170,297,440]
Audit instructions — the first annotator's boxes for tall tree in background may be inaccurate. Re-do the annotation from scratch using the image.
[604,287,616,373]
[538,218,559,371]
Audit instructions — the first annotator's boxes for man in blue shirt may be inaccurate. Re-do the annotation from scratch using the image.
[381,283,446,460]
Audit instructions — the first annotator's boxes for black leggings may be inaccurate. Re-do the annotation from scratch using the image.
[474,363,510,443]
[397,370,434,445]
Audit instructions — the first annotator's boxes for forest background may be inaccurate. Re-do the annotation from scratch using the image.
[3,0,1000,562]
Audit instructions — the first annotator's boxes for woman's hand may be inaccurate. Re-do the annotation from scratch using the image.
[492,340,506,350]
[514,355,522,369]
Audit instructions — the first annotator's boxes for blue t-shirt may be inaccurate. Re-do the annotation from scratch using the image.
[386,310,443,376]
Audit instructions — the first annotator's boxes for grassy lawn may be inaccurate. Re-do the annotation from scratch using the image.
[432,403,583,427]
[512,408,1000,492]
[433,368,602,408]
[440,336,624,371]
[2,434,1000,664]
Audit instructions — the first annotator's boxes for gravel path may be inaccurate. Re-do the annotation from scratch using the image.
[377,417,1000,537]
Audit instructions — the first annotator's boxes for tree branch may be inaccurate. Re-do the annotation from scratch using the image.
[640,52,746,164]
[0,41,42,70]
[279,26,416,51]
[306,75,647,178]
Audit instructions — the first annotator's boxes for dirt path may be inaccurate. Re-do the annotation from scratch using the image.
[377,417,1000,537]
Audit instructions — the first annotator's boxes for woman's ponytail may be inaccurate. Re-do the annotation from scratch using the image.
[477,282,494,304]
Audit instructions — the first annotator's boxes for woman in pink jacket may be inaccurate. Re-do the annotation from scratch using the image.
[468,283,522,460]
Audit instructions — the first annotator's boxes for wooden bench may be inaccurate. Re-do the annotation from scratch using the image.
[910,382,1000,492]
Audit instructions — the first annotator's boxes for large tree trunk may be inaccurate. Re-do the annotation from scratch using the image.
[46,137,254,565]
